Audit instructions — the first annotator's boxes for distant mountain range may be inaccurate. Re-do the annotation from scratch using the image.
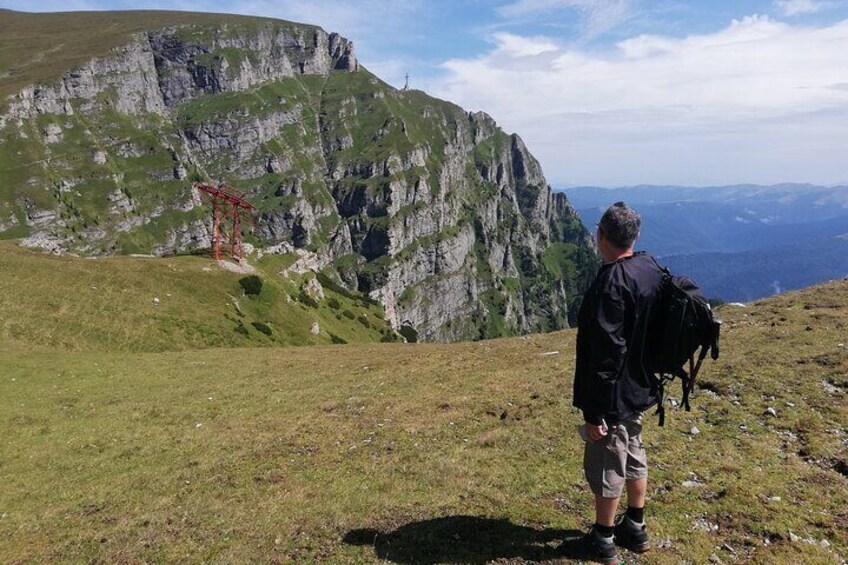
[562,184,848,302]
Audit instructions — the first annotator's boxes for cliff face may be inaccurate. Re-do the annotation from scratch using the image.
[0,13,596,342]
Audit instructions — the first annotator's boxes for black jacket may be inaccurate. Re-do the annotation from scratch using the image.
[573,252,664,425]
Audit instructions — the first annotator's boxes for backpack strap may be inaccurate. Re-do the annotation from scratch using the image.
[677,367,692,413]
[680,346,711,414]
[654,373,676,427]
[690,344,710,385]
[656,383,665,427]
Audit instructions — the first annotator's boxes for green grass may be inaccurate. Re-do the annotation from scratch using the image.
[0,241,391,351]
[1,278,846,563]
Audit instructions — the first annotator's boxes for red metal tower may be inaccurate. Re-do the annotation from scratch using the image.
[193,182,257,261]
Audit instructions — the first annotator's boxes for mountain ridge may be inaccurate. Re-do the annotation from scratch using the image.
[0,10,596,343]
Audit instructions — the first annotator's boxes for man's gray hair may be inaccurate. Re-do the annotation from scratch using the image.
[598,201,641,249]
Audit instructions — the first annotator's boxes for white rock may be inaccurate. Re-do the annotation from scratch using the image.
[682,480,703,488]
[43,123,63,143]
[310,321,320,335]
[690,426,701,435]
[217,259,256,274]
[768,496,782,502]
[195,423,203,428]
[304,277,325,301]
[152,297,160,304]
[764,407,778,417]
[93,150,107,164]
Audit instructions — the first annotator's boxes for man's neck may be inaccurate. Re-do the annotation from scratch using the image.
[602,248,635,263]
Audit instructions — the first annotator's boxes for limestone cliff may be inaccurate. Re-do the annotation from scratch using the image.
[0,10,596,342]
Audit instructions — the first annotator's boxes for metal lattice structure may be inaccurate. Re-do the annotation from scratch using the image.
[193,182,257,261]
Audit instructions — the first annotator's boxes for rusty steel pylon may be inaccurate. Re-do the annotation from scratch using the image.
[193,182,257,261]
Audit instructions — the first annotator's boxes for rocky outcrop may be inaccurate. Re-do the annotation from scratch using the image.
[0,13,594,342]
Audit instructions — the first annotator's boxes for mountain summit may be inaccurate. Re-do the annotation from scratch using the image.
[0,10,595,342]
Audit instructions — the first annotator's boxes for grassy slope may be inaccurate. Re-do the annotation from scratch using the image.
[0,241,394,351]
[1,280,846,563]
[0,9,319,105]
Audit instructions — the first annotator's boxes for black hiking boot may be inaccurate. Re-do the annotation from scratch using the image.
[614,514,650,553]
[575,525,619,564]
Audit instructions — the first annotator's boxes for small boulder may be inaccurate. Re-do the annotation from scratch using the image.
[173,164,187,180]
[304,277,325,301]
[43,123,63,144]
[310,321,320,335]
[764,407,778,417]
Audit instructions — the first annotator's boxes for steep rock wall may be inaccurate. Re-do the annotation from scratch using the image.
[0,16,596,342]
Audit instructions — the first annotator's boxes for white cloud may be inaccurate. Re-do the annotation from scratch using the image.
[426,16,848,185]
[774,0,829,16]
[491,32,559,57]
[498,0,637,39]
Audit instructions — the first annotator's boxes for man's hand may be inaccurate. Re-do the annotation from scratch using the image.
[585,422,608,442]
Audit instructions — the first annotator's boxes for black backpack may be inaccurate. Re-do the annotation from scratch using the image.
[649,259,722,426]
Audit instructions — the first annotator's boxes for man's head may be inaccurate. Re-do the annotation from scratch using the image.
[597,201,640,260]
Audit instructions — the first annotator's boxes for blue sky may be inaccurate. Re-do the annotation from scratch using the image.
[4,0,848,187]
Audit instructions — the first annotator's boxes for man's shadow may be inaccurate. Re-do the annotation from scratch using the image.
[343,515,588,564]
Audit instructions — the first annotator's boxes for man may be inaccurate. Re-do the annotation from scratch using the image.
[571,202,664,564]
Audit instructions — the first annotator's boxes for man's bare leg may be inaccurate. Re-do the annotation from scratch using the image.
[594,495,620,527]
[626,478,647,511]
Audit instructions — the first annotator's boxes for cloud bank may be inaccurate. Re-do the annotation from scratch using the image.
[427,15,848,186]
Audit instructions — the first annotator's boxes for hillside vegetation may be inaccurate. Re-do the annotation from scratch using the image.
[1,279,846,563]
[0,9,310,105]
[0,9,594,343]
[0,241,395,351]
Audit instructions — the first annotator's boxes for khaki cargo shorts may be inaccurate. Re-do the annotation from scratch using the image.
[584,412,647,498]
